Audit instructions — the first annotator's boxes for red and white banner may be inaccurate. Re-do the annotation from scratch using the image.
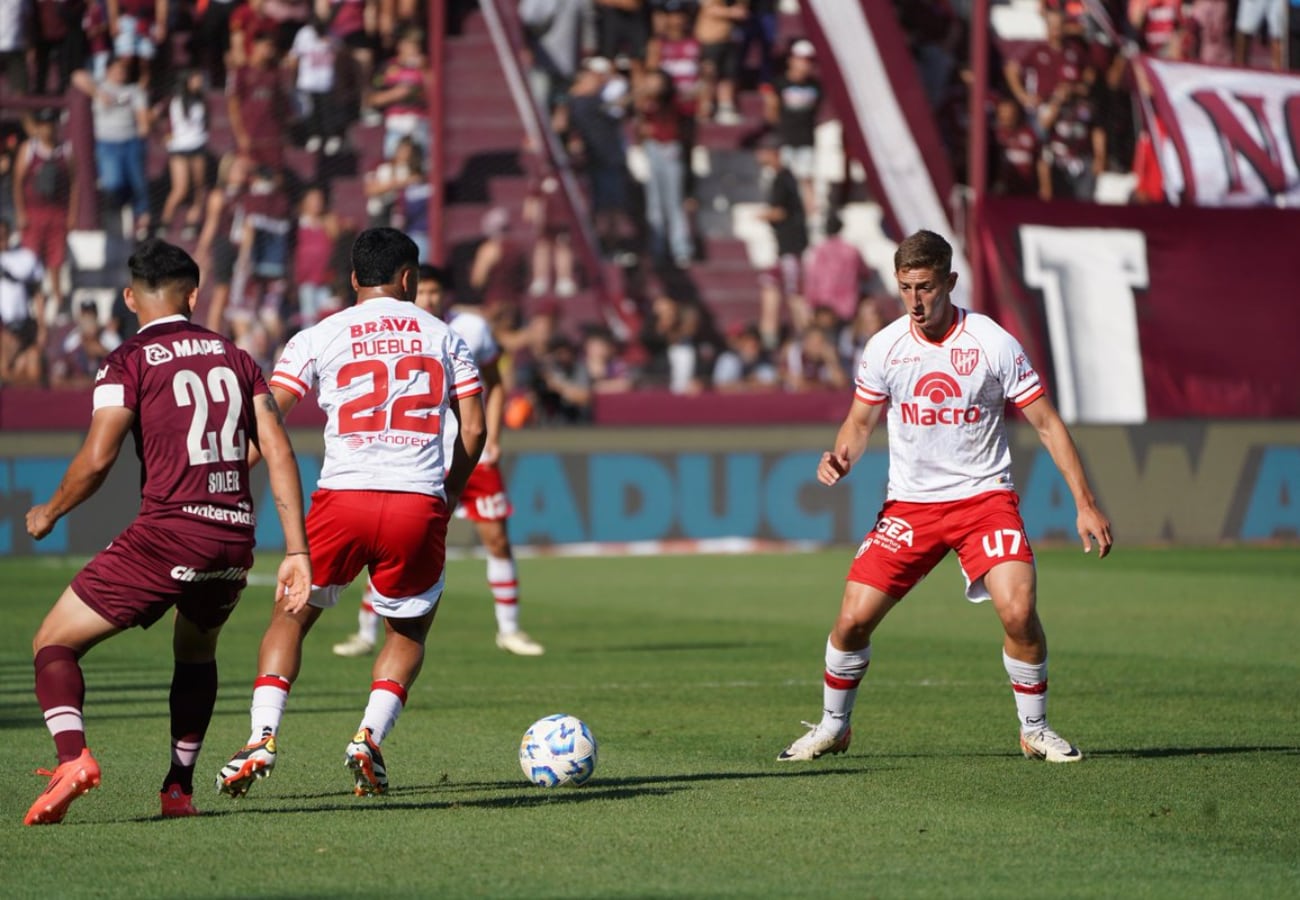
[1141,57,1300,207]
[980,197,1300,422]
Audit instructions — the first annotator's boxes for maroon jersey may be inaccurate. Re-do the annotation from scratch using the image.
[994,122,1042,196]
[657,36,702,118]
[20,140,73,212]
[92,316,270,539]
[1047,96,1098,171]
[1015,40,1084,105]
[228,63,288,166]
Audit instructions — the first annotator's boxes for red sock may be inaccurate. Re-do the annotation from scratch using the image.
[34,645,87,764]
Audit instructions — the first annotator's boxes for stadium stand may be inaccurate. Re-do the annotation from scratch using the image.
[1,0,1296,425]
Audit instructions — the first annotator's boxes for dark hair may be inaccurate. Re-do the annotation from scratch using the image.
[128,239,200,293]
[893,229,953,275]
[418,263,452,289]
[825,212,843,236]
[352,227,419,287]
[176,69,205,117]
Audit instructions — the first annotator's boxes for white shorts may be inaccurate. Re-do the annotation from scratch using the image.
[781,144,816,181]
[1235,0,1285,36]
[114,15,159,60]
[311,570,444,619]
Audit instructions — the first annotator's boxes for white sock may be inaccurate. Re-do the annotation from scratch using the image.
[171,737,202,769]
[820,637,871,734]
[359,679,407,744]
[249,674,291,742]
[358,591,380,644]
[1003,650,1049,734]
[487,555,520,634]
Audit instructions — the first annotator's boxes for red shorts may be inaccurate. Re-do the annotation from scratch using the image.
[72,520,254,631]
[456,463,513,522]
[307,489,448,606]
[847,490,1034,601]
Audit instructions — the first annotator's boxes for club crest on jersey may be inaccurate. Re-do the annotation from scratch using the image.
[144,344,174,366]
[951,348,979,376]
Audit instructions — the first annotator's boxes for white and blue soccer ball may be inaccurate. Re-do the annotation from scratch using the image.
[519,714,597,787]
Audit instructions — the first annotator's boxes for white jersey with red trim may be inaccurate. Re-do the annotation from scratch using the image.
[448,308,500,367]
[271,296,482,498]
[855,307,1043,503]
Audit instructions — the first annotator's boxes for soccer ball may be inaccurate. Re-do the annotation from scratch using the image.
[519,714,597,787]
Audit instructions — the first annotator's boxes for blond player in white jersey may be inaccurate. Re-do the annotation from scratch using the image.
[779,229,1112,765]
[333,265,544,658]
[217,229,487,799]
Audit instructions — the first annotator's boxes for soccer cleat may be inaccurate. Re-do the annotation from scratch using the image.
[1019,727,1083,763]
[24,748,102,825]
[777,721,853,761]
[495,631,545,656]
[160,783,200,818]
[332,633,376,657]
[345,728,388,796]
[216,734,278,797]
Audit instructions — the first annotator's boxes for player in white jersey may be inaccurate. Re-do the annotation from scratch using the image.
[779,230,1112,765]
[217,229,487,799]
[333,265,544,658]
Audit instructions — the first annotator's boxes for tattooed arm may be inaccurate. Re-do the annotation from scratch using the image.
[252,389,312,611]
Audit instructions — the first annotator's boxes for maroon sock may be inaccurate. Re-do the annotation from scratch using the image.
[163,660,218,794]
[34,645,87,764]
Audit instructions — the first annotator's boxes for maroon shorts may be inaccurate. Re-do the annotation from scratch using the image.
[72,520,254,631]
[307,489,449,599]
[456,463,513,522]
[758,253,803,298]
[847,490,1034,601]
[21,207,68,274]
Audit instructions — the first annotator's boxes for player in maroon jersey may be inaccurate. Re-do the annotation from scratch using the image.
[22,239,312,826]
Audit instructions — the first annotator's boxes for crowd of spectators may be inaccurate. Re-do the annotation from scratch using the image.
[5,1,1291,417]
[904,0,1299,206]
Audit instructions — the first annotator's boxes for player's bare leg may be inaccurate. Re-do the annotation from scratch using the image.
[163,612,222,817]
[333,590,380,656]
[218,603,325,796]
[985,561,1081,762]
[779,581,898,761]
[25,587,119,825]
[480,521,543,656]
[347,609,438,795]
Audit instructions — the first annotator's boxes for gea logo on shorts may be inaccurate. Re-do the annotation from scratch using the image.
[900,372,982,426]
[873,515,915,548]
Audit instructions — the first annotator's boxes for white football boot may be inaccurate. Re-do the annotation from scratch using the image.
[1019,727,1083,762]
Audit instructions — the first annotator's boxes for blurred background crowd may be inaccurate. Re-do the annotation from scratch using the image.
[1,0,1296,423]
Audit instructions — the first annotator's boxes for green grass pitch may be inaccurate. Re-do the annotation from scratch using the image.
[1,547,1297,898]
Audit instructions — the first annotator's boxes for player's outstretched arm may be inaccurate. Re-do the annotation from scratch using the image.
[252,391,312,611]
[818,398,883,487]
[445,391,487,512]
[26,406,134,540]
[1021,395,1113,558]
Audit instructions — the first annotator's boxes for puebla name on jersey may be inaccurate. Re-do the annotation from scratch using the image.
[270,298,482,499]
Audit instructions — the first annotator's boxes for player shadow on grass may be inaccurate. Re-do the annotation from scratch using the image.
[568,641,781,653]
[140,767,869,820]
[1084,745,1300,759]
